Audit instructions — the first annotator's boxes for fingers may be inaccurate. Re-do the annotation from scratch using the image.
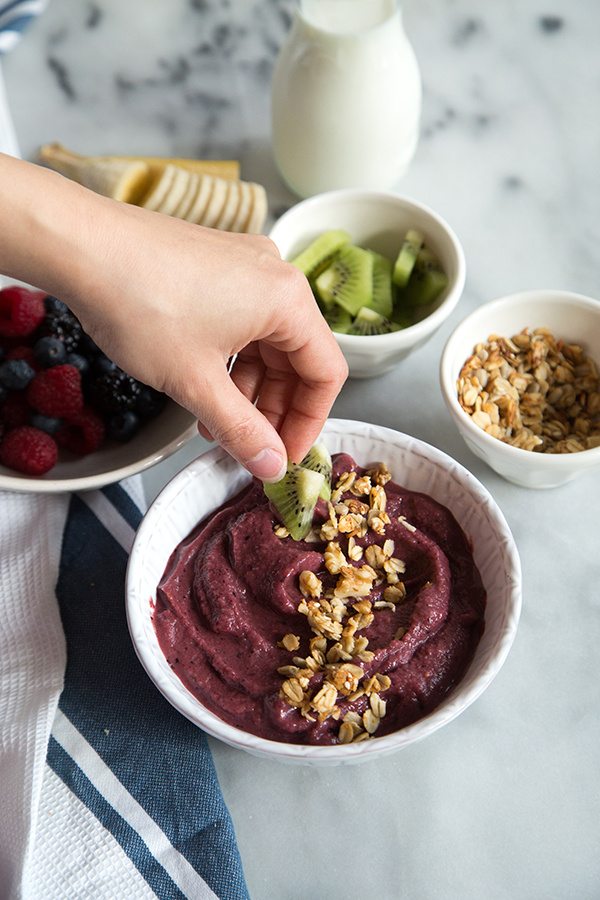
[189,356,288,481]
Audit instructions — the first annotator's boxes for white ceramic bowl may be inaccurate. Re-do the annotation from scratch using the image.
[269,190,466,378]
[0,402,197,494]
[440,290,600,489]
[126,418,521,766]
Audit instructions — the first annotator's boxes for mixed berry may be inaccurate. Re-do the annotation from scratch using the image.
[0,285,166,476]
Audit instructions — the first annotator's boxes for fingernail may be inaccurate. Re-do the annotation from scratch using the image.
[246,448,287,482]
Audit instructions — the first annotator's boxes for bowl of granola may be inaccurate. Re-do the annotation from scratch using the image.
[440,290,600,488]
[126,418,521,765]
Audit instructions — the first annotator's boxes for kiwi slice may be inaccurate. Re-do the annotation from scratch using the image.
[300,443,332,501]
[290,229,351,280]
[392,229,424,288]
[403,247,448,306]
[369,251,394,318]
[315,245,373,317]
[348,306,399,336]
[324,305,353,334]
[263,463,325,541]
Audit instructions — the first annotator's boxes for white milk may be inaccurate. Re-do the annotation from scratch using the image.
[271,0,422,198]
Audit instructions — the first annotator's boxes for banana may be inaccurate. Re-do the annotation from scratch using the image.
[140,164,178,212]
[243,182,268,234]
[172,171,200,220]
[151,166,194,217]
[183,174,214,224]
[107,153,239,182]
[39,142,149,203]
[230,180,252,233]
[214,180,241,231]
[199,176,229,228]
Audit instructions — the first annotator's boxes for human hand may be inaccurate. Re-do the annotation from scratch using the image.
[63,195,348,480]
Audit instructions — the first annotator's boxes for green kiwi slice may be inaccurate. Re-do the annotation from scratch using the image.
[347,306,399,336]
[300,443,332,501]
[315,245,373,317]
[368,251,394,318]
[392,229,424,288]
[263,463,325,541]
[290,229,351,280]
[324,305,353,334]
[403,247,448,306]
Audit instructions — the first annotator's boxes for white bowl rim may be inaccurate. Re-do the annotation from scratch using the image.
[126,418,522,762]
[0,418,198,494]
[440,289,600,467]
[269,188,467,349]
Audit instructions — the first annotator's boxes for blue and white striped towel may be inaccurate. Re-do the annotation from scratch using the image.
[0,481,249,899]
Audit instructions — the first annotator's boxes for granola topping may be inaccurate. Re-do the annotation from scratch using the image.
[155,451,486,747]
[458,328,600,452]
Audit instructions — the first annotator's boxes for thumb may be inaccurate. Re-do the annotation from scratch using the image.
[193,360,288,482]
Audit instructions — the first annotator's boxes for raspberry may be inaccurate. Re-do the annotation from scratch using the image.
[1,393,30,428]
[56,407,105,455]
[27,364,83,418]
[0,426,58,475]
[0,287,45,338]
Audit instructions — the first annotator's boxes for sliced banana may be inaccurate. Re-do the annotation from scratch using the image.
[184,174,215,224]
[229,180,252,233]
[140,164,179,212]
[108,153,239,182]
[152,166,194,217]
[243,182,268,234]
[214,179,241,231]
[199,176,229,228]
[172,171,200,220]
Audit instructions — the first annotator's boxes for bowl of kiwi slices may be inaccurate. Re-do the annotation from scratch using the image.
[270,189,466,378]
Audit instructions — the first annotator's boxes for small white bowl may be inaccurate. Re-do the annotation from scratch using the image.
[126,418,521,766]
[0,402,197,494]
[269,189,466,379]
[440,290,600,489]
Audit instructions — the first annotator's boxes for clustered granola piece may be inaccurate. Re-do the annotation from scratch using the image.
[274,462,411,745]
[457,328,600,452]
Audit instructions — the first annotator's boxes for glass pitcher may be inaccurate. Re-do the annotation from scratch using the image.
[271,0,422,199]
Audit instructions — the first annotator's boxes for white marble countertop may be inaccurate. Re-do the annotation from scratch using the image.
[4,1,600,898]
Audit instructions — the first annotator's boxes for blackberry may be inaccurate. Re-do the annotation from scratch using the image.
[89,370,142,414]
[79,333,102,358]
[39,309,83,353]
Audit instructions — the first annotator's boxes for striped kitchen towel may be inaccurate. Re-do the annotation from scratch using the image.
[30,481,249,899]
[0,0,47,54]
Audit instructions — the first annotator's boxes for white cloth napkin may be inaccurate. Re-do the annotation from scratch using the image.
[0,492,69,899]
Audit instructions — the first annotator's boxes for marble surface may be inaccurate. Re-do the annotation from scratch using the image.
[4,1,600,898]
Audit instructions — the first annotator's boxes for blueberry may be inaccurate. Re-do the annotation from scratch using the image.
[45,295,69,315]
[136,386,166,419]
[0,359,35,390]
[94,354,119,376]
[30,412,62,435]
[66,352,90,376]
[107,410,140,442]
[34,335,67,367]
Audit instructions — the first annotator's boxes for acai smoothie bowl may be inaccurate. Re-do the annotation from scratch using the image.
[126,420,521,765]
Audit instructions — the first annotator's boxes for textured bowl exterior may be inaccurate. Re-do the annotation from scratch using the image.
[440,290,600,488]
[126,419,521,766]
[269,190,466,378]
